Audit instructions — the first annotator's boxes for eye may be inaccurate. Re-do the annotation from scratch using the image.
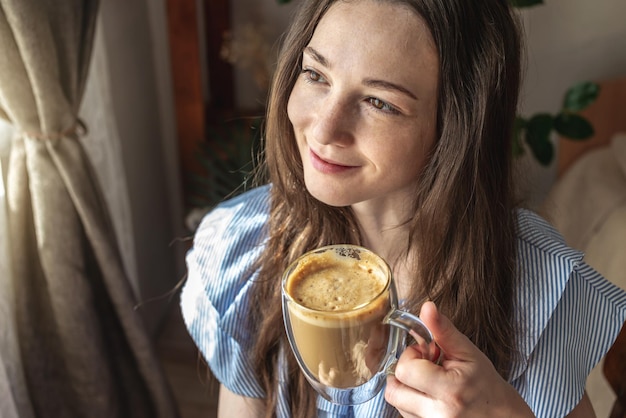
[367,97,399,114]
[301,68,327,84]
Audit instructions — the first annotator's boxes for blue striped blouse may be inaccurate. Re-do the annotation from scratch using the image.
[181,185,626,417]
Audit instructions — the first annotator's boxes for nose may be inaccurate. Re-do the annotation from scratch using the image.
[310,94,355,147]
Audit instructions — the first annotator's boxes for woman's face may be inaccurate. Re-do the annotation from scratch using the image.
[287,0,439,215]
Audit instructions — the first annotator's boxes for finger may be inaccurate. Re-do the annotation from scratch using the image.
[385,374,433,418]
[393,344,449,395]
[419,301,477,361]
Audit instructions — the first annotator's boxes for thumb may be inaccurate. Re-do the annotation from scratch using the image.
[418,301,477,362]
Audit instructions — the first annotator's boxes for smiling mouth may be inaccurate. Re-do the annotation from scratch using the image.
[309,149,357,174]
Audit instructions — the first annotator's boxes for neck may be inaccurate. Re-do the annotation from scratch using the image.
[351,206,414,300]
[351,198,411,257]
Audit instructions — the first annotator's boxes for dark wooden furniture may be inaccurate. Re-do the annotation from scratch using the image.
[166,0,235,184]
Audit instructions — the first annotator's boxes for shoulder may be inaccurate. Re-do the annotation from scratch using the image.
[187,185,270,302]
[513,209,584,342]
[183,185,270,316]
[512,208,583,367]
[179,186,271,398]
[513,209,582,320]
[193,185,270,246]
[516,208,568,250]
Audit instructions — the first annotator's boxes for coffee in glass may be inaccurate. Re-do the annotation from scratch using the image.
[282,244,440,405]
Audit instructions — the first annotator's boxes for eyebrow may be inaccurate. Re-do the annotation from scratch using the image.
[304,46,329,67]
[363,78,417,100]
[303,46,418,101]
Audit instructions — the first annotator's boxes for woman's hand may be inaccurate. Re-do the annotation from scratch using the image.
[384,301,535,418]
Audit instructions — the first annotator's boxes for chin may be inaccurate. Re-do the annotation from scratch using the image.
[304,180,355,208]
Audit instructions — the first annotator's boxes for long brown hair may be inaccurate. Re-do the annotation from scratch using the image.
[249,0,522,416]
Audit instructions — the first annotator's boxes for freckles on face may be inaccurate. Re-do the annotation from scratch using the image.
[286,0,439,209]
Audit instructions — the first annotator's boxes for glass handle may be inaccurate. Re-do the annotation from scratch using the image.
[384,309,442,364]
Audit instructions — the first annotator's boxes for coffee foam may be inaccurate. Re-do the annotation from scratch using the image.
[288,250,387,304]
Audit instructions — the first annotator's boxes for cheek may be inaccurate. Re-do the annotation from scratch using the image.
[286,89,308,159]
[287,83,306,130]
[377,131,436,177]
[286,93,296,125]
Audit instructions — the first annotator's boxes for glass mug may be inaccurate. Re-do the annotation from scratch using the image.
[281,244,441,405]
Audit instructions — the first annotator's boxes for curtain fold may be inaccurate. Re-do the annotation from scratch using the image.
[0,0,178,417]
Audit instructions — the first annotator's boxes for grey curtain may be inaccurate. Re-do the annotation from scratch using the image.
[0,1,178,417]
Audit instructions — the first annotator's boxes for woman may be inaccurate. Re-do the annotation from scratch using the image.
[181,0,626,416]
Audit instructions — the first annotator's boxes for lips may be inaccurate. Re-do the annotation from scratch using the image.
[309,149,357,174]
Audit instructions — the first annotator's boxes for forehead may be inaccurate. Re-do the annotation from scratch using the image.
[308,0,438,85]
[314,0,434,44]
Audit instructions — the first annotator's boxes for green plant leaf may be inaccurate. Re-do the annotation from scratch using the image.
[562,81,600,112]
[526,136,554,166]
[526,113,553,140]
[525,113,554,165]
[554,113,594,140]
[509,0,544,8]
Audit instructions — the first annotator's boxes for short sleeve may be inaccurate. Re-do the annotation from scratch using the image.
[511,210,626,417]
[513,263,626,416]
[180,186,270,398]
